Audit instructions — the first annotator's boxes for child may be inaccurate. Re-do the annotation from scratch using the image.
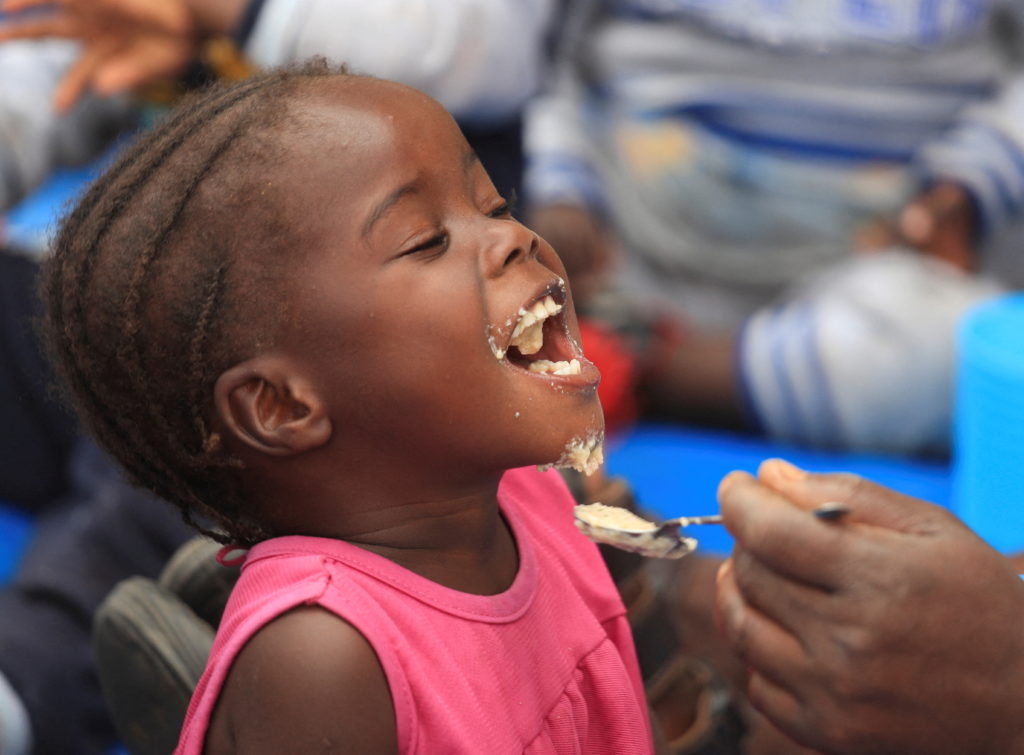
[42,61,656,753]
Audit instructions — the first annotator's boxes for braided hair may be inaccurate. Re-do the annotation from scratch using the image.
[42,59,350,546]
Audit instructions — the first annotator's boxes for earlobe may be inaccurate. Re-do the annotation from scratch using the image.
[214,358,332,457]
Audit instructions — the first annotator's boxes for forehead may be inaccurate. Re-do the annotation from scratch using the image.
[259,78,479,238]
[284,78,467,168]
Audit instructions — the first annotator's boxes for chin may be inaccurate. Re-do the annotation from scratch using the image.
[535,407,606,477]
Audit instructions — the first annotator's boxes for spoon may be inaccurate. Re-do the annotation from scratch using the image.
[574,501,851,559]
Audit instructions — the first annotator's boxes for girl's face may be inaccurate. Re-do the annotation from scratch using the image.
[272,79,604,489]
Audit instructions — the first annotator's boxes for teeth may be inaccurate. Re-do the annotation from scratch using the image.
[528,358,581,376]
[509,296,563,356]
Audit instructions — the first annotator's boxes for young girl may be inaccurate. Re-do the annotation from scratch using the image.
[42,61,657,753]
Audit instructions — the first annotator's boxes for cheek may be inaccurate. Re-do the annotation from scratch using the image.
[538,242,569,281]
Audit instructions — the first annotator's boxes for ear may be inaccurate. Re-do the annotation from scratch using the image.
[213,356,332,457]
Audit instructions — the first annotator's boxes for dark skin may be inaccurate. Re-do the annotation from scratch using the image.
[199,79,638,753]
[0,0,249,111]
[716,459,1024,754]
[857,181,977,271]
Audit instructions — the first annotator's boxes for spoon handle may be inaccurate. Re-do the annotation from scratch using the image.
[667,502,851,528]
[670,514,723,526]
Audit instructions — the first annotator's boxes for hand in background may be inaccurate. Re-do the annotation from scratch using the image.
[0,0,246,112]
[897,181,977,271]
[715,459,1024,754]
[528,203,615,308]
[857,181,977,271]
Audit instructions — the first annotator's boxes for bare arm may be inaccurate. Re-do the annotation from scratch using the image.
[207,605,397,754]
[0,0,555,119]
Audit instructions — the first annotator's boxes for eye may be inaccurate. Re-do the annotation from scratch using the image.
[488,190,518,219]
[399,232,448,259]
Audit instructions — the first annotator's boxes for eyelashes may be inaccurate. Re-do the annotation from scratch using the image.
[400,232,448,258]
[398,192,518,259]
[491,189,519,218]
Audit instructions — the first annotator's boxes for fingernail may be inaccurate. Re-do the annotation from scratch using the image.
[768,458,807,480]
[716,469,745,497]
[716,558,733,586]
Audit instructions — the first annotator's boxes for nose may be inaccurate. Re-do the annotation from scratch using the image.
[481,219,539,277]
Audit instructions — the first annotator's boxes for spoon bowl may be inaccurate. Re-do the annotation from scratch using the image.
[574,501,851,559]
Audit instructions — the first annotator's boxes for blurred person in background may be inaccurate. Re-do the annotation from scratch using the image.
[525,0,1022,454]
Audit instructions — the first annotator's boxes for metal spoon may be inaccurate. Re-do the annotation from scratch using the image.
[574,501,851,559]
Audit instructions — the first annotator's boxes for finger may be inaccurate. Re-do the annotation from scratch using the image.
[53,38,119,112]
[1,0,61,12]
[744,706,824,755]
[89,0,194,35]
[899,201,935,245]
[93,41,193,95]
[757,458,955,535]
[730,547,840,636]
[718,469,856,587]
[0,15,79,41]
[746,672,821,753]
[715,559,811,692]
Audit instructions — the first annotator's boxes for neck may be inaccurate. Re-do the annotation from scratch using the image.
[253,467,519,595]
[353,490,520,594]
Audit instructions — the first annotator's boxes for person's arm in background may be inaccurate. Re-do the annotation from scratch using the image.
[0,0,557,202]
[716,458,1024,754]
[0,37,136,214]
[891,11,1024,273]
[0,0,556,123]
[896,75,1024,271]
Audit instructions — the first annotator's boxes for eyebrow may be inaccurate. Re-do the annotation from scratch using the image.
[362,182,418,239]
[361,148,482,239]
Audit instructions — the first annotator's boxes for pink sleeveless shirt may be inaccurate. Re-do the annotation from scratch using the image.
[175,467,653,754]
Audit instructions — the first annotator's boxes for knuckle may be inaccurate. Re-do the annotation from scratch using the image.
[827,471,869,503]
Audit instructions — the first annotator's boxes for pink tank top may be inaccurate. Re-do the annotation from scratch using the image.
[175,467,653,754]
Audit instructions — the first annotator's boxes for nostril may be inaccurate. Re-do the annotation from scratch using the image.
[503,247,523,267]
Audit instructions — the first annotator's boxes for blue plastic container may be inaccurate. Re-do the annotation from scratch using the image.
[952,294,1024,553]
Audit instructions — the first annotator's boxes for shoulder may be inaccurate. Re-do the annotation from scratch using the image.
[206,605,397,754]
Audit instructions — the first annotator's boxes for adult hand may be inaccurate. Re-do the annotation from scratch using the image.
[715,459,1024,754]
[0,0,246,112]
[897,181,977,271]
[857,182,977,271]
[528,203,615,308]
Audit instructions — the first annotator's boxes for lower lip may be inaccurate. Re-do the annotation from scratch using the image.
[512,357,602,390]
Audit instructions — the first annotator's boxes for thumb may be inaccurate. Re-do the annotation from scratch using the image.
[757,458,953,534]
[899,201,935,246]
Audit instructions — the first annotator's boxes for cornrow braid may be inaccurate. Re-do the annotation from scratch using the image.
[43,59,349,546]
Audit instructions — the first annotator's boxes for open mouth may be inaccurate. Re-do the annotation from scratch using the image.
[491,283,585,377]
